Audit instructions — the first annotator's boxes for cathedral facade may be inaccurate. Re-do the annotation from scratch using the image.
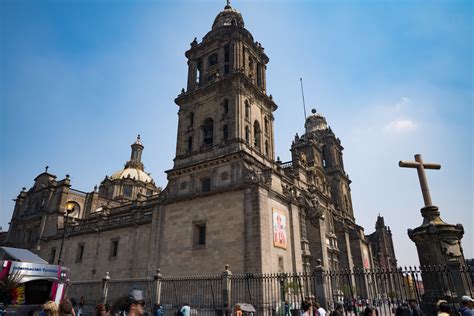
[3,4,397,282]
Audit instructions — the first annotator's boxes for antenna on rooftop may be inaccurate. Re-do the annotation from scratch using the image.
[300,78,307,122]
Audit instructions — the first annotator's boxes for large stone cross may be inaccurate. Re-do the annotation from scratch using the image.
[399,154,441,207]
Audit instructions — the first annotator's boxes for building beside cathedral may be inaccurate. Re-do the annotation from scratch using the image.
[3,3,397,295]
[366,215,397,271]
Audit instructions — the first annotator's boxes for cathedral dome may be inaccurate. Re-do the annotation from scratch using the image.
[212,3,244,29]
[110,167,153,183]
[305,109,328,133]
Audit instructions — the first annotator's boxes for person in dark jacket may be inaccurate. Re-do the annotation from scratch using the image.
[395,304,411,316]
[408,299,424,316]
[330,302,344,316]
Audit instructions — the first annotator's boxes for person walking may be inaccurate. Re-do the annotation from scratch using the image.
[43,301,59,316]
[127,289,146,316]
[59,299,75,316]
[313,302,325,316]
[233,305,242,316]
[408,299,424,316]
[330,302,343,316]
[395,304,412,316]
[437,300,452,316]
[460,296,474,316]
[180,303,191,316]
[153,304,164,316]
[301,300,312,316]
[362,306,376,316]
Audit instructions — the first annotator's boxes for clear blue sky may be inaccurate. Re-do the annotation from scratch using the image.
[1,0,472,267]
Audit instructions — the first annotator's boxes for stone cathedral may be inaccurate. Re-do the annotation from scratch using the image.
[3,3,397,282]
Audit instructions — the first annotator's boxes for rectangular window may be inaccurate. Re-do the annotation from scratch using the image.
[257,62,262,87]
[224,44,230,62]
[208,53,218,66]
[108,187,114,199]
[76,243,85,262]
[278,256,284,272]
[201,178,211,192]
[194,223,206,247]
[49,248,56,264]
[188,136,193,152]
[223,125,228,142]
[110,239,119,258]
[197,59,202,85]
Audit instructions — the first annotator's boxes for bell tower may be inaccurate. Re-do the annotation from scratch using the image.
[173,2,277,172]
[299,109,355,218]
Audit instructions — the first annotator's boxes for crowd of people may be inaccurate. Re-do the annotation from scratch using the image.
[13,291,473,316]
[293,295,474,316]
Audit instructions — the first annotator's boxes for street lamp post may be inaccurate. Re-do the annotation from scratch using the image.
[57,202,75,265]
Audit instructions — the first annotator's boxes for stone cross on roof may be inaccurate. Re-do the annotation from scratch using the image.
[399,154,441,207]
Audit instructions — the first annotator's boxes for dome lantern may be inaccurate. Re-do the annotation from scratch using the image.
[305,108,328,133]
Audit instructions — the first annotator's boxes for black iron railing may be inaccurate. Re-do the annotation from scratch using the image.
[68,265,473,315]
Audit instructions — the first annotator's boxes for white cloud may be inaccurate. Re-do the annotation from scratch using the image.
[383,119,417,133]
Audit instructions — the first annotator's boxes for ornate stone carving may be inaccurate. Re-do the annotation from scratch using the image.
[441,239,462,257]
[299,189,325,225]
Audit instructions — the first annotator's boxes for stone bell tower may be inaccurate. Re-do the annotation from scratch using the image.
[166,2,279,201]
[158,3,304,275]
[172,2,277,172]
[299,109,354,218]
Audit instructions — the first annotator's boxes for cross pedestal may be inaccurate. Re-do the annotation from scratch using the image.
[399,154,472,312]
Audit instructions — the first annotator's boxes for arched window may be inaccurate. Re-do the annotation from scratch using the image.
[245,126,250,144]
[222,99,229,116]
[264,116,269,134]
[265,140,269,156]
[253,121,261,149]
[245,101,250,119]
[202,118,214,146]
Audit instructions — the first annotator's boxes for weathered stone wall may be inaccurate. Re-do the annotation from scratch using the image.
[38,222,153,280]
[159,189,246,275]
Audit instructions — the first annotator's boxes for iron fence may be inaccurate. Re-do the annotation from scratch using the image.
[160,274,223,316]
[68,265,473,315]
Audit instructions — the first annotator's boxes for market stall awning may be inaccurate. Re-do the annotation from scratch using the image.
[0,246,48,264]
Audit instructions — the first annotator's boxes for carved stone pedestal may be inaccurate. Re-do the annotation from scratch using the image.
[408,206,472,312]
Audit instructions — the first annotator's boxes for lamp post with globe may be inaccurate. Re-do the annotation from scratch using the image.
[57,201,75,265]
